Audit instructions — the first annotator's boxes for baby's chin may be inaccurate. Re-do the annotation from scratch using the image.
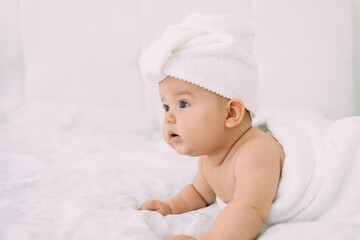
[174,145,202,157]
[164,138,203,157]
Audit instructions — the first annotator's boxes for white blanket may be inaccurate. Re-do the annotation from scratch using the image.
[0,101,359,239]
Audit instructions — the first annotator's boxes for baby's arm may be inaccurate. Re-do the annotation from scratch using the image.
[198,140,282,240]
[166,170,216,214]
[140,160,216,216]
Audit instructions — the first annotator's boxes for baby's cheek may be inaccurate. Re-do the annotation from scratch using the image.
[161,125,172,146]
[161,125,167,140]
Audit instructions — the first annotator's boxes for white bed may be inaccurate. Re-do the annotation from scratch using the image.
[0,0,359,239]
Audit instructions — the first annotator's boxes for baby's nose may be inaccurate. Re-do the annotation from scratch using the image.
[165,112,176,124]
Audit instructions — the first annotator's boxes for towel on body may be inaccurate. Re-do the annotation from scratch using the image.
[217,108,360,239]
[139,13,259,117]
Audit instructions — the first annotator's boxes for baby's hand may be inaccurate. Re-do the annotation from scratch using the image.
[139,200,172,216]
[165,235,196,240]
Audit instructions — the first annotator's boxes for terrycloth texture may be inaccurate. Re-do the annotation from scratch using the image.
[216,196,227,210]
[218,108,360,238]
[260,111,360,239]
[264,114,360,225]
[139,13,259,117]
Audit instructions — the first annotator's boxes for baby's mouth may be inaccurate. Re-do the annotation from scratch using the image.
[168,131,180,142]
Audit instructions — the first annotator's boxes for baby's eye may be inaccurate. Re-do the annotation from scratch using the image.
[163,104,170,112]
[179,100,189,109]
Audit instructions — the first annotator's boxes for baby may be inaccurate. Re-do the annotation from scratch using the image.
[139,13,285,240]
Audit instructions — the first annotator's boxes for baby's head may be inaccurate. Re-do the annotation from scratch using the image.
[159,75,252,156]
[139,13,259,156]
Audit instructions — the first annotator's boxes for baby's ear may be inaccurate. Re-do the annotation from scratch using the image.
[224,99,245,128]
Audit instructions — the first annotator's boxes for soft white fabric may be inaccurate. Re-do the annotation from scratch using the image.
[0,100,214,239]
[1,102,359,239]
[216,196,227,210]
[139,13,259,117]
[260,109,360,238]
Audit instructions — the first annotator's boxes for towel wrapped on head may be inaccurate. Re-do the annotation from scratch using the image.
[139,13,259,117]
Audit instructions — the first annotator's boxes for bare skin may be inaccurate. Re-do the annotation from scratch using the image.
[139,76,285,240]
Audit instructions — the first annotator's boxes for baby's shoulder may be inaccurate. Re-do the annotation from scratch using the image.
[245,127,281,147]
[235,127,285,164]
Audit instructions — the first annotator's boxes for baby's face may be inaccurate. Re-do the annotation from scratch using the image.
[159,76,229,156]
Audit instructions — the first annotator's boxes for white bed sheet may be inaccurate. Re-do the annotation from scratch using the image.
[1,101,359,240]
[0,100,218,239]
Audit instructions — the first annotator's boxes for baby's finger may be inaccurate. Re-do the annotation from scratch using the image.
[139,200,158,211]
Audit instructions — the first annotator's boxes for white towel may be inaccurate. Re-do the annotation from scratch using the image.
[139,13,259,117]
[256,109,360,231]
[215,108,360,238]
